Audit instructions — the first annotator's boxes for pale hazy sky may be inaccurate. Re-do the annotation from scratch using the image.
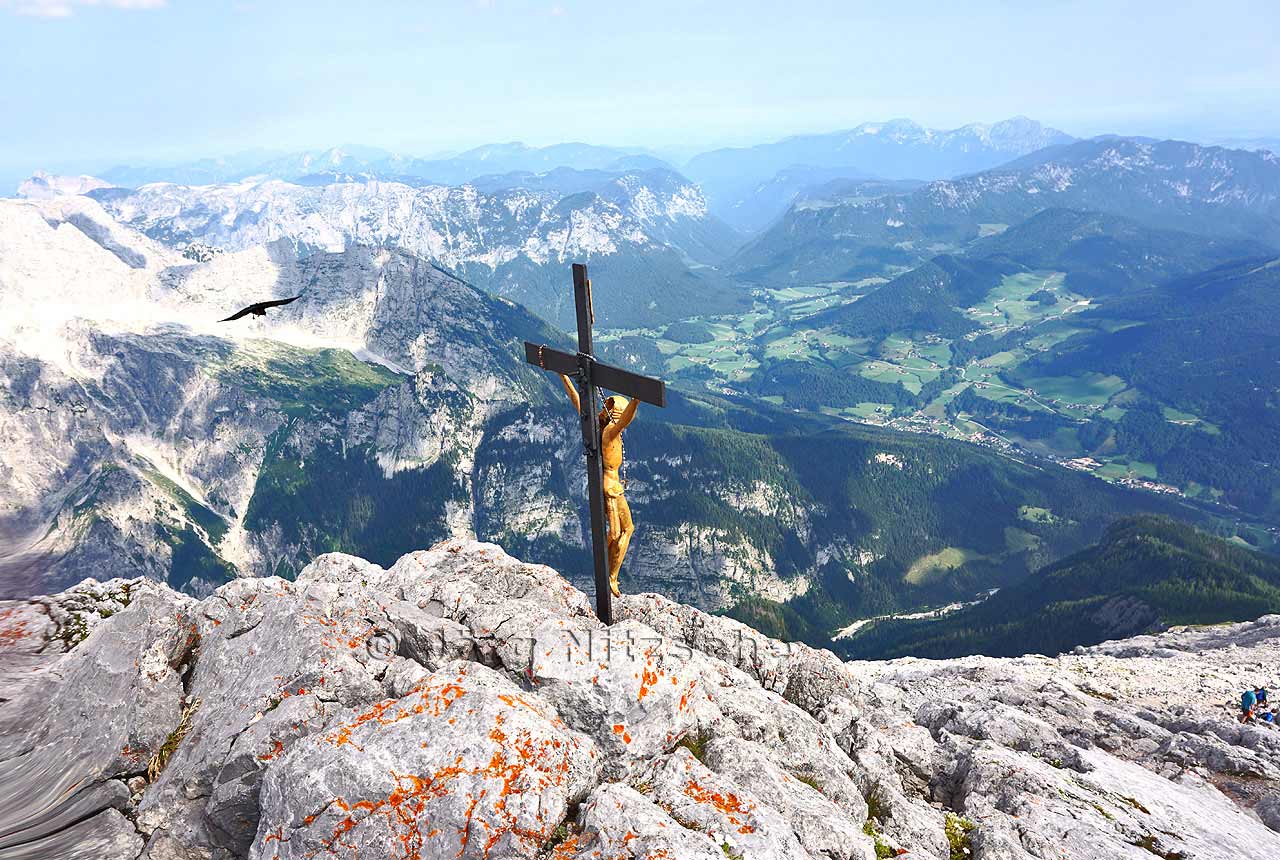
[1,0,1277,182]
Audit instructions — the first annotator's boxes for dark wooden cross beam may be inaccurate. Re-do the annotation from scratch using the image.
[524,263,666,625]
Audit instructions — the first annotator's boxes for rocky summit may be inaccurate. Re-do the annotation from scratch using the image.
[3,540,1280,860]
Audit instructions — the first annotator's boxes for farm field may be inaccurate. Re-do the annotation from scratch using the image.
[903,547,990,585]
[592,257,1274,531]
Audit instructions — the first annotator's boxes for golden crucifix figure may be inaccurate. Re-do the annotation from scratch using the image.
[559,374,639,596]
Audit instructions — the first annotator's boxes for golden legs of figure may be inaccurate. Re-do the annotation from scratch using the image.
[605,491,634,597]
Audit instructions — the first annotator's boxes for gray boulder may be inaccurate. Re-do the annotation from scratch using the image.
[250,660,598,860]
[0,585,195,859]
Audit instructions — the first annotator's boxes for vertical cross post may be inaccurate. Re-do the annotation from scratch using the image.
[572,264,614,625]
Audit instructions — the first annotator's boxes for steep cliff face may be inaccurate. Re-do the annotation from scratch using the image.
[3,540,1279,860]
[0,196,806,608]
[0,195,550,595]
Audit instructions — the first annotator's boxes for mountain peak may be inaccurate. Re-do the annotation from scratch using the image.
[5,538,1280,859]
[464,141,531,158]
[16,171,112,200]
[852,117,929,139]
[990,114,1043,131]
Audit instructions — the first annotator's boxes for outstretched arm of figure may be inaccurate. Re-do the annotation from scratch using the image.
[559,373,581,413]
[602,398,640,442]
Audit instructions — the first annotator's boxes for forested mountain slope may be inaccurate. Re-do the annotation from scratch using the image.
[839,516,1280,659]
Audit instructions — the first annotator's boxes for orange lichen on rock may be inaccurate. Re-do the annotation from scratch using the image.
[258,739,285,762]
[301,677,587,860]
[548,832,583,858]
[496,693,550,718]
[326,679,468,749]
[637,667,659,701]
[683,779,756,834]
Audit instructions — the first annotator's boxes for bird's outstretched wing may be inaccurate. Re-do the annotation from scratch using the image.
[261,295,302,310]
[219,306,255,322]
[218,295,302,322]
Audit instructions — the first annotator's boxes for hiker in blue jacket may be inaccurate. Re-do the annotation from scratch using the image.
[1242,688,1259,723]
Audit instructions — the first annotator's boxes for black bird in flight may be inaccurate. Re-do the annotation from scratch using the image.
[219,295,302,322]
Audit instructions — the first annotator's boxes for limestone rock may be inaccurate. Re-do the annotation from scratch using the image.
[0,585,196,859]
[3,539,1280,860]
[701,737,877,860]
[555,782,726,859]
[1257,792,1280,833]
[250,661,598,860]
[136,558,410,856]
[635,747,811,860]
[2,808,143,860]
[520,617,719,778]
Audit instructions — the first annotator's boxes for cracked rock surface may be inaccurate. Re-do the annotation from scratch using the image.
[2,539,1279,859]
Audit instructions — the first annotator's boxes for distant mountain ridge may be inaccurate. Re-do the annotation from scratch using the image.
[687,116,1074,182]
[89,120,1066,195]
[84,168,746,330]
[702,164,882,234]
[16,171,112,200]
[35,125,1280,243]
[684,116,1075,230]
[1212,136,1280,155]
[96,142,665,189]
[394,141,666,185]
[55,119,1071,237]
[732,136,1280,284]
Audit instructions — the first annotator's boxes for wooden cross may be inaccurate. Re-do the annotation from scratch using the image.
[524,263,666,625]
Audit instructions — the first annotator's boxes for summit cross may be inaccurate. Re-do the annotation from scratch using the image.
[524,263,666,625]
